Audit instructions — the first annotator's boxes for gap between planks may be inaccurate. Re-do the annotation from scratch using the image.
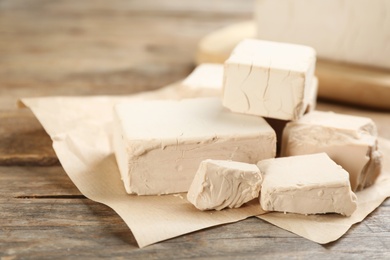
[14,194,86,199]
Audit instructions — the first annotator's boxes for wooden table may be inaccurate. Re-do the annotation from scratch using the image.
[1,1,389,258]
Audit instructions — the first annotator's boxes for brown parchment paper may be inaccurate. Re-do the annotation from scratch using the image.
[258,143,390,244]
[21,86,390,247]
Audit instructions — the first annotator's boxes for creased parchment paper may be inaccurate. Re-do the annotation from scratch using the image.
[21,85,390,247]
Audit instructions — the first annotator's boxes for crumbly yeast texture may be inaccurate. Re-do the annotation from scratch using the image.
[257,153,358,216]
[281,111,382,191]
[181,64,318,115]
[222,39,316,121]
[187,159,262,211]
[113,97,276,195]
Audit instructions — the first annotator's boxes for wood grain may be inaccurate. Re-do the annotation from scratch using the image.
[0,109,59,166]
[0,0,252,165]
[0,0,252,109]
[1,166,389,258]
[1,0,390,258]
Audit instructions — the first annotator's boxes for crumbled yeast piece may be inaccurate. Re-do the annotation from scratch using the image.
[281,111,382,191]
[222,39,316,121]
[187,159,262,211]
[257,153,358,216]
[113,97,276,195]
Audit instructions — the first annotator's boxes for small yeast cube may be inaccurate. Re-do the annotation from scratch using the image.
[258,153,358,216]
[113,98,276,195]
[281,111,382,191]
[223,39,316,120]
[187,159,262,211]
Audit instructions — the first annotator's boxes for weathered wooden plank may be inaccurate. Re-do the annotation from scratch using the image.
[0,166,80,197]
[0,0,252,167]
[1,0,390,258]
[0,109,59,166]
[1,166,389,258]
[2,0,389,166]
[0,0,247,165]
[0,0,254,16]
[0,0,252,110]
[1,195,389,258]
[1,199,389,259]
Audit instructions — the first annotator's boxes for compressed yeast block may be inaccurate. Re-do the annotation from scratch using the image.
[257,153,358,216]
[113,97,276,195]
[180,63,223,97]
[187,159,262,211]
[265,76,318,154]
[306,76,318,113]
[255,0,390,69]
[281,111,382,191]
[222,39,316,121]
[180,64,319,114]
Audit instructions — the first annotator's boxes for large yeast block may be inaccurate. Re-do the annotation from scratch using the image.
[113,98,276,195]
[258,153,358,216]
[255,0,390,69]
[223,39,316,121]
[281,111,382,191]
[187,159,262,211]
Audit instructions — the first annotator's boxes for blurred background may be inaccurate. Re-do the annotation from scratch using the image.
[1,0,389,165]
[0,0,254,109]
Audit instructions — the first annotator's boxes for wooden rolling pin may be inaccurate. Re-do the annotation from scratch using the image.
[196,21,390,110]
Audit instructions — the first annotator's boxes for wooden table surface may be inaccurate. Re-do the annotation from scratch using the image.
[1,1,389,258]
